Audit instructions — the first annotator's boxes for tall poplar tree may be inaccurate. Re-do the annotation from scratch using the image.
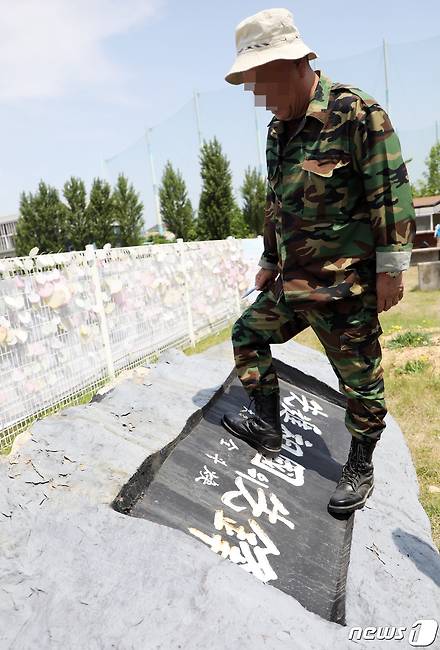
[15,181,67,256]
[197,137,238,240]
[63,177,91,250]
[159,161,194,240]
[241,166,266,235]
[87,178,116,248]
[112,174,144,247]
[229,204,250,238]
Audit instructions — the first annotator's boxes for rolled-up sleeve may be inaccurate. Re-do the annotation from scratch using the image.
[258,184,280,270]
[353,103,416,273]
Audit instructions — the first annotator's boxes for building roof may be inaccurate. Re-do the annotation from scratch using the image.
[0,214,19,225]
[413,195,440,208]
[146,224,173,233]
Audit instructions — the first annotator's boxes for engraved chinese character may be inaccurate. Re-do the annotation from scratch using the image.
[189,509,280,583]
[221,476,295,530]
[280,402,323,436]
[283,391,328,418]
[205,452,227,466]
[195,465,219,487]
[282,426,313,457]
[220,437,239,451]
[250,452,305,487]
[235,467,269,488]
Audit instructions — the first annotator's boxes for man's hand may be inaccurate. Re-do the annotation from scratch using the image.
[376,272,404,312]
[255,268,278,291]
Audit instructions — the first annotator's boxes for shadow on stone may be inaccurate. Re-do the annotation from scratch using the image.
[393,528,440,588]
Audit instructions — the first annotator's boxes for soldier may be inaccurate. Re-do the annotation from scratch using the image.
[221,8,416,514]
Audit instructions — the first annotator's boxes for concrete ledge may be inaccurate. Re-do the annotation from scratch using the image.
[418,260,440,290]
[0,341,439,649]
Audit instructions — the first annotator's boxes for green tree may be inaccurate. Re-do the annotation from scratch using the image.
[241,166,266,235]
[145,233,172,245]
[159,161,194,240]
[63,177,91,250]
[87,178,116,248]
[112,174,144,247]
[186,214,199,241]
[412,141,440,197]
[197,137,238,240]
[15,181,67,256]
[229,204,250,238]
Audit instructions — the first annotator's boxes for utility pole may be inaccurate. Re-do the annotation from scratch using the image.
[383,38,390,114]
[254,105,264,177]
[145,128,163,236]
[101,158,109,181]
[193,90,203,149]
[436,120,439,144]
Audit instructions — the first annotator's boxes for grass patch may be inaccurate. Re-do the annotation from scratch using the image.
[395,357,431,374]
[379,266,440,549]
[386,330,432,349]
[183,323,233,356]
[0,443,13,456]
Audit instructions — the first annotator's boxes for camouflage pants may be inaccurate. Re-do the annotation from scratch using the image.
[232,287,387,442]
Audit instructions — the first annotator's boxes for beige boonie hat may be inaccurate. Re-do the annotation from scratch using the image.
[225,8,318,85]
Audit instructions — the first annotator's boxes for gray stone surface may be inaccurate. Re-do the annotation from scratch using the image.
[0,340,439,650]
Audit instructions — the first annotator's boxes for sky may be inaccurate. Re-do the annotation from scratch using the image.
[1,0,439,228]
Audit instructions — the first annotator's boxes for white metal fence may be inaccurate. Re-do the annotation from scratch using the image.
[0,237,255,451]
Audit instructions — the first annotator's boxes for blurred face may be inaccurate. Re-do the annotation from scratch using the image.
[242,58,312,121]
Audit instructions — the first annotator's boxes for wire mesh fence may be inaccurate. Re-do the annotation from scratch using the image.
[0,237,258,452]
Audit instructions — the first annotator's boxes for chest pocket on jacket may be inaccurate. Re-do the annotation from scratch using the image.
[301,157,351,221]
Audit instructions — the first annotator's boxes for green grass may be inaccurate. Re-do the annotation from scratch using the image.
[379,282,440,332]
[183,324,233,356]
[387,330,432,349]
[395,357,431,374]
[0,443,12,456]
[384,358,440,548]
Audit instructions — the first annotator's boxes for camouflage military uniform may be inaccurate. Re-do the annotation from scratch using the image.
[232,72,416,441]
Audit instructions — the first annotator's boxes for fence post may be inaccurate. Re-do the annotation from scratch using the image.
[177,238,196,348]
[228,236,242,314]
[85,244,115,381]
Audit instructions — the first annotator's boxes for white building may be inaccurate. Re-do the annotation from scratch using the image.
[411,196,440,264]
[413,195,440,236]
[0,214,18,258]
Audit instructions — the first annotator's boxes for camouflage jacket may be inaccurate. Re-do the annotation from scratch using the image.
[259,72,416,307]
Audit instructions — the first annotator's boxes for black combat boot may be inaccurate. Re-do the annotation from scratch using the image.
[327,436,378,514]
[221,389,283,458]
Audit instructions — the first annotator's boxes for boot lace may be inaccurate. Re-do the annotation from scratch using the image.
[239,396,256,419]
[339,443,370,491]
[339,461,361,492]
